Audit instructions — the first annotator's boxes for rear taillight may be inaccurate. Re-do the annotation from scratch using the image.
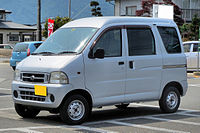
[27,48,30,56]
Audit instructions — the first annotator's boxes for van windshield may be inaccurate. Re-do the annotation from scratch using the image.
[34,27,98,55]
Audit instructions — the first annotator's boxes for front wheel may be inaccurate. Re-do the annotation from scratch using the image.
[159,86,180,113]
[15,103,40,118]
[60,95,90,125]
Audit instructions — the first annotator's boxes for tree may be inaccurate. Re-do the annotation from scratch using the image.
[190,14,200,40]
[136,0,184,26]
[180,15,200,41]
[90,1,103,16]
[43,16,71,38]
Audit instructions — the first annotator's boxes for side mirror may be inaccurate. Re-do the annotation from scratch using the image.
[94,49,104,59]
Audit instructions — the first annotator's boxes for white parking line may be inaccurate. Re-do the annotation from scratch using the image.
[0,107,14,111]
[0,95,11,98]
[145,116,200,126]
[0,88,10,90]
[71,125,118,133]
[16,128,43,133]
[188,84,200,87]
[179,113,200,117]
[132,103,200,112]
[0,125,118,133]
[107,120,189,133]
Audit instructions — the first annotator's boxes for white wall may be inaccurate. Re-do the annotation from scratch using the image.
[115,0,141,16]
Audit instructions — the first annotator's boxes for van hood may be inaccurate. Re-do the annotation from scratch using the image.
[17,55,78,72]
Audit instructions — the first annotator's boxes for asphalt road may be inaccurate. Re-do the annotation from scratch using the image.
[0,63,200,133]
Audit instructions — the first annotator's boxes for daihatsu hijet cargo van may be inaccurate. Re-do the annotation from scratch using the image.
[12,17,188,125]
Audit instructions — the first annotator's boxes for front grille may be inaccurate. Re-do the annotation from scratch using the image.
[21,72,48,83]
[19,86,46,102]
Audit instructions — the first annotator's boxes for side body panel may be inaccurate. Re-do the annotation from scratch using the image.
[124,24,163,102]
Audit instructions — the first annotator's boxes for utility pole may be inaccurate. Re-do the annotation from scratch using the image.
[37,0,42,41]
[68,0,71,19]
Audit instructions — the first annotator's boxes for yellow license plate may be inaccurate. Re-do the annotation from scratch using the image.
[34,85,47,96]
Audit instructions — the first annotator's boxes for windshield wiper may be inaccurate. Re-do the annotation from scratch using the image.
[31,52,55,55]
[57,51,77,55]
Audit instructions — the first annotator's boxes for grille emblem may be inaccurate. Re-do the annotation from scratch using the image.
[30,75,35,81]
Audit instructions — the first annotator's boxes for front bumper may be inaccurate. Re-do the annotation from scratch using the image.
[12,81,72,108]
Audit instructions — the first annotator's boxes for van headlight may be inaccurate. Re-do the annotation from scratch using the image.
[14,70,20,81]
[50,72,69,84]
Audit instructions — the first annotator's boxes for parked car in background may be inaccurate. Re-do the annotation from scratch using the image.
[0,44,13,58]
[10,41,43,70]
[0,44,13,49]
[183,41,200,71]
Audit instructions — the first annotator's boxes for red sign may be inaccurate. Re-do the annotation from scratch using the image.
[48,19,54,37]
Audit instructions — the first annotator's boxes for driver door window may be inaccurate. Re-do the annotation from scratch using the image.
[93,28,122,57]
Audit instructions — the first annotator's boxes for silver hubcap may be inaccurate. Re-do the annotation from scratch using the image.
[166,91,178,109]
[68,100,85,121]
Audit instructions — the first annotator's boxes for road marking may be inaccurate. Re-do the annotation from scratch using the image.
[188,84,200,87]
[0,88,10,91]
[131,103,200,112]
[177,113,200,117]
[145,116,200,126]
[0,107,14,111]
[16,128,43,133]
[107,120,189,133]
[71,125,118,133]
[0,125,117,133]
[0,95,11,98]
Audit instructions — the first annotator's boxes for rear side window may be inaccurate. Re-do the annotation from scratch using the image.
[0,46,3,48]
[183,43,192,52]
[127,28,155,56]
[13,43,29,52]
[158,27,181,53]
[193,43,200,52]
[34,43,42,48]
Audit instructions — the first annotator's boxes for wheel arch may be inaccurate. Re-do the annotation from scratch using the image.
[59,89,93,109]
[161,81,183,98]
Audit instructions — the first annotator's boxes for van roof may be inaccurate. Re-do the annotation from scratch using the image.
[61,16,176,28]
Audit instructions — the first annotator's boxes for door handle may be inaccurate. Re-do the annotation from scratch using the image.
[129,61,133,69]
[118,61,124,65]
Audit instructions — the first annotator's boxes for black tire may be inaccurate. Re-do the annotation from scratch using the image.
[12,66,16,71]
[15,103,40,118]
[159,86,180,113]
[115,103,129,109]
[60,95,90,125]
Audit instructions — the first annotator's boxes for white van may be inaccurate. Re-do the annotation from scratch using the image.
[12,17,188,125]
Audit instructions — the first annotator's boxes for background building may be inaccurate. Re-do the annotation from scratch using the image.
[0,9,36,44]
[107,0,200,22]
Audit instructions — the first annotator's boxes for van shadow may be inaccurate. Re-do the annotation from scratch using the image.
[21,106,199,127]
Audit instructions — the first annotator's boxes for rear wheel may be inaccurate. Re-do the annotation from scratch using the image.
[159,86,180,113]
[115,104,129,109]
[60,95,90,125]
[15,103,40,118]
